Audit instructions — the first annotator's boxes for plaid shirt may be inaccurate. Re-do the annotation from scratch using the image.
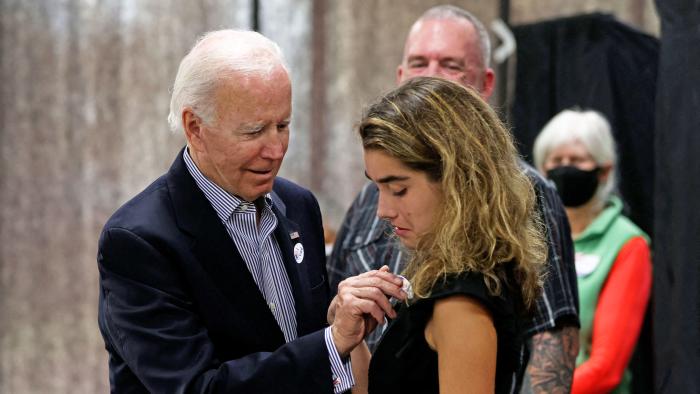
[327,160,580,351]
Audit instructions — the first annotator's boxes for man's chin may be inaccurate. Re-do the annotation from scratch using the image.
[245,182,275,201]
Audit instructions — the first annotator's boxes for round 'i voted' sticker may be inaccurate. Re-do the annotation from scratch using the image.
[293,243,304,264]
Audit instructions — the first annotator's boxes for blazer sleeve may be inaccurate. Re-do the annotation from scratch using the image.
[98,226,334,394]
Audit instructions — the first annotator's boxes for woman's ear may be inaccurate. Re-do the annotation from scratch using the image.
[598,163,613,182]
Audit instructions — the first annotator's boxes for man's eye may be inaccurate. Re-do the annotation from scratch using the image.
[392,188,407,197]
[277,123,289,131]
[408,61,426,69]
[244,127,263,135]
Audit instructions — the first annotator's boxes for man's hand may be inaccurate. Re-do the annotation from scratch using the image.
[329,266,406,357]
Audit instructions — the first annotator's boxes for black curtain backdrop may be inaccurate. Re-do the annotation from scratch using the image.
[510,13,659,393]
[653,0,700,392]
[510,13,657,237]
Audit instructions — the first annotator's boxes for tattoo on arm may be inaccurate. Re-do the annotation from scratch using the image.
[520,325,579,394]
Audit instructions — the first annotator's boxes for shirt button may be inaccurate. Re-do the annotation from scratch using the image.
[269,302,276,312]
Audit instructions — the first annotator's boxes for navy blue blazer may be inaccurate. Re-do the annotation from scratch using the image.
[97,149,333,393]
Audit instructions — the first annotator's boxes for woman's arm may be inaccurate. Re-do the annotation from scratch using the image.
[425,295,497,394]
[572,236,652,393]
[350,341,371,394]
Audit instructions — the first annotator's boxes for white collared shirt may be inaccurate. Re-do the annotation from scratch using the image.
[183,149,353,392]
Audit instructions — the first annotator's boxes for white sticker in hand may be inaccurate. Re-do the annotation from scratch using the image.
[398,275,414,300]
[390,275,413,307]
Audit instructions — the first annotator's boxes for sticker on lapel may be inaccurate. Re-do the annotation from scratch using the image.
[290,231,300,240]
[575,252,600,277]
[293,243,304,264]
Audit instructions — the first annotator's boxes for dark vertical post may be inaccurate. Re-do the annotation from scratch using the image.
[252,0,260,31]
[653,0,700,391]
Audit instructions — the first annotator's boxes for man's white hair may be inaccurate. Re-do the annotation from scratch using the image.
[416,5,492,68]
[167,29,288,134]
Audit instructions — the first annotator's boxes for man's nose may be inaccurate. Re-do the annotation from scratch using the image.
[426,62,446,78]
[261,132,286,160]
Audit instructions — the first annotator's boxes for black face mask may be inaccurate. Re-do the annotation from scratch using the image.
[546,166,600,207]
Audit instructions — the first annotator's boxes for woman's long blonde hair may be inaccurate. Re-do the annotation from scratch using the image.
[359,77,546,309]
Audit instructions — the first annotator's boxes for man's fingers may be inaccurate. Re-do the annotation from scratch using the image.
[334,270,409,328]
[346,286,396,318]
[326,295,339,324]
[337,295,388,327]
[339,275,406,301]
[337,283,399,317]
[351,298,387,326]
[356,269,404,287]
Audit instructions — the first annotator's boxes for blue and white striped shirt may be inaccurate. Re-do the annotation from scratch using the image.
[184,149,353,392]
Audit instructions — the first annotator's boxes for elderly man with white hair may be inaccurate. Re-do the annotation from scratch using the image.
[97,30,405,393]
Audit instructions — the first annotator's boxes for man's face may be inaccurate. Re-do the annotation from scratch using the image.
[397,18,494,99]
[186,66,292,201]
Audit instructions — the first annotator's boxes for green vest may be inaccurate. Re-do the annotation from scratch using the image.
[574,197,648,394]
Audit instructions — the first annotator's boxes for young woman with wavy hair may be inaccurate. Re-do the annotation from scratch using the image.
[347,76,547,393]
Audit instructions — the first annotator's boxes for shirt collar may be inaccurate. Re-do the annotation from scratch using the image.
[576,196,623,241]
[183,148,273,223]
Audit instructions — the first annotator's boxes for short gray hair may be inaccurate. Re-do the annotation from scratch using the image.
[417,5,492,68]
[167,29,287,134]
[533,109,618,205]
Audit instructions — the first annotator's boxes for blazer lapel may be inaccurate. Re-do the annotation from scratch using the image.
[272,204,316,337]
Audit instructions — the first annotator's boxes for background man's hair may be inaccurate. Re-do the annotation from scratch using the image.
[418,5,492,68]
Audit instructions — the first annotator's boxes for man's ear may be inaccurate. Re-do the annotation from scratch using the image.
[396,64,405,85]
[182,108,204,151]
[481,67,495,101]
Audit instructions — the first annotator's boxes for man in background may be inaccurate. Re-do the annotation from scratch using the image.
[328,5,580,393]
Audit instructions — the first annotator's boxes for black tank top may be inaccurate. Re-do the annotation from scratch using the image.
[368,271,526,393]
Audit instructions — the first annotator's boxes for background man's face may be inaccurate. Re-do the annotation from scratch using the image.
[397,18,492,99]
[190,66,292,201]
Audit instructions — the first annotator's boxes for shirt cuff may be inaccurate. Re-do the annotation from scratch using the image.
[324,327,355,393]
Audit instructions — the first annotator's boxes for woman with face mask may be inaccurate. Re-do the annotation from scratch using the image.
[533,109,652,394]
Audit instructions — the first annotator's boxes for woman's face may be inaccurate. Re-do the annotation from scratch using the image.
[364,149,442,249]
[542,139,597,172]
[542,139,613,208]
